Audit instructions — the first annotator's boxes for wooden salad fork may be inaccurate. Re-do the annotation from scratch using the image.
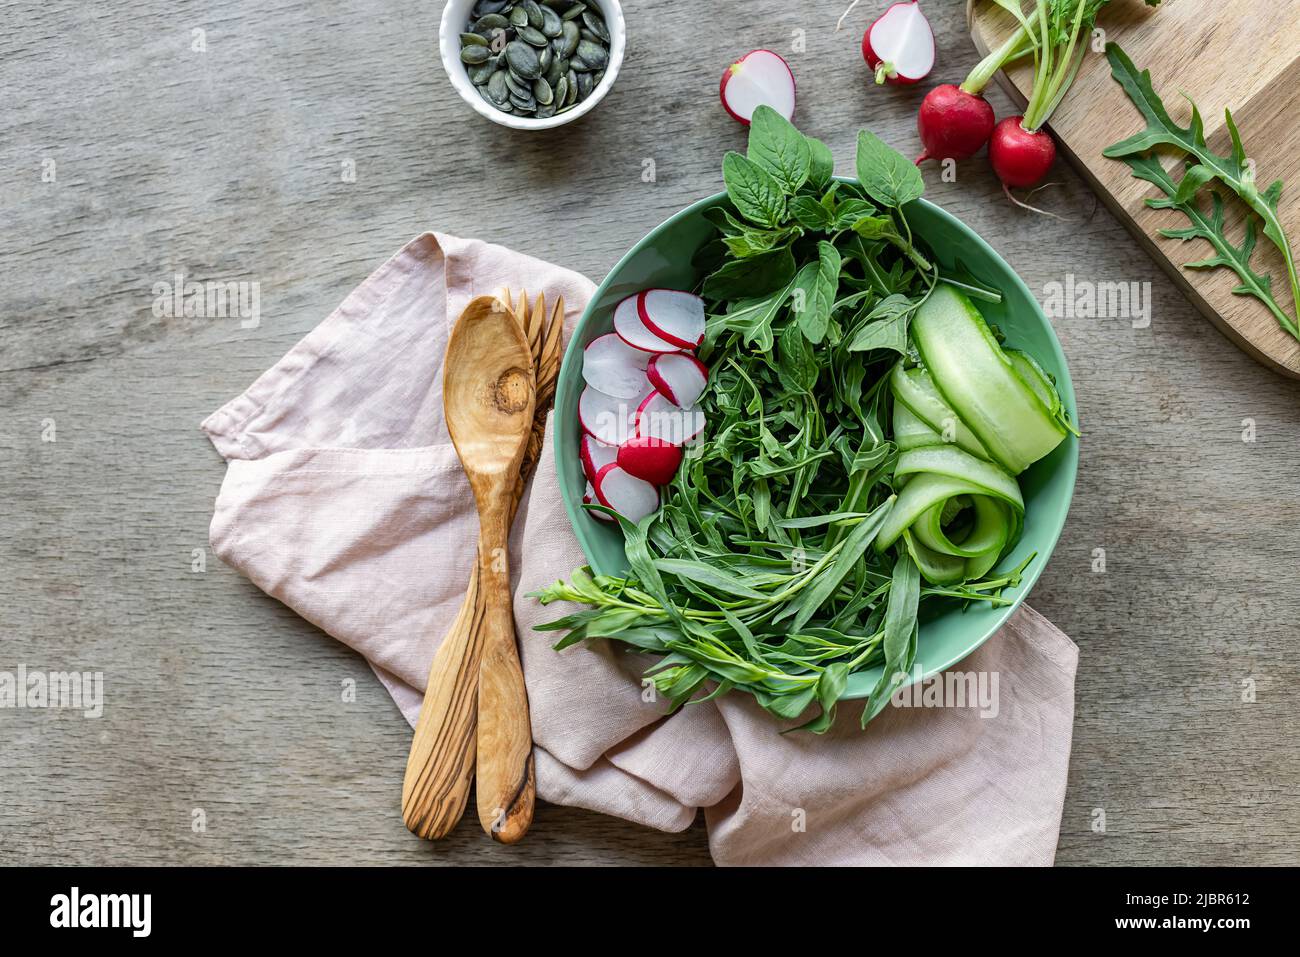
[401,290,563,844]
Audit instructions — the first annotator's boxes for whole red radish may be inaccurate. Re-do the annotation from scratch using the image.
[617,436,683,487]
[988,115,1056,189]
[915,83,995,164]
[861,1,935,86]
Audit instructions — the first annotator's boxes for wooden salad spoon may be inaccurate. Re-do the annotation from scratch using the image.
[402,292,560,844]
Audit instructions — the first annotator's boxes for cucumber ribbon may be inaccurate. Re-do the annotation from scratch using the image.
[878,285,1071,584]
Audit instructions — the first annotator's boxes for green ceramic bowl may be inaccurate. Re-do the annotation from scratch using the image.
[554,187,1078,699]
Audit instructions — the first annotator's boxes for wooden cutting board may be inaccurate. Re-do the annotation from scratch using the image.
[969,0,1300,376]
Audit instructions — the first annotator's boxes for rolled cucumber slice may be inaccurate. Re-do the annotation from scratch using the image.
[911,285,1067,475]
[890,362,990,460]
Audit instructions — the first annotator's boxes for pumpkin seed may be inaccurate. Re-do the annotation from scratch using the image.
[461,32,489,47]
[461,44,491,64]
[566,67,579,102]
[544,52,563,85]
[523,0,544,29]
[509,5,528,27]
[504,39,542,78]
[533,77,554,105]
[575,38,607,70]
[504,71,531,98]
[518,25,548,46]
[536,101,557,119]
[473,0,509,14]
[538,44,553,73]
[556,101,576,114]
[561,3,586,21]
[579,27,600,44]
[539,5,563,37]
[488,28,509,52]
[592,68,604,86]
[560,20,580,57]
[469,58,498,84]
[487,69,510,103]
[581,10,609,43]
[472,13,510,33]
[577,69,593,99]
[510,92,537,111]
[553,75,568,107]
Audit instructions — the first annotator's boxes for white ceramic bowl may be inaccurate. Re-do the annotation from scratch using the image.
[439,0,625,130]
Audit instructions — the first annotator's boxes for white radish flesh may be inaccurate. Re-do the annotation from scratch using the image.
[583,481,615,522]
[647,352,708,408]
[617,436,684,486]
[593,463,660,523]
[580,434,618,482]
[638,289,705,349]
[635,391,706,445]
[613,293,677,353]
[582,332,651,398]
[579,385,647,446]
[864,1,935,85]
[720,49,796,124]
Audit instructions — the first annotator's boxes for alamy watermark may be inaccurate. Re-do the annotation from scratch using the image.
[1042,274,1151,329]
[890,667,999,718]
[152,272,260,328]
[0,665,104,718]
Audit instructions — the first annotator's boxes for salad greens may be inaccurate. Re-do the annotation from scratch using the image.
[535,108,1068,731]
[1103,43,1300,337]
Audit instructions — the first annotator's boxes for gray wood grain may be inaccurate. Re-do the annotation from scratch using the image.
[1,0,1296,865]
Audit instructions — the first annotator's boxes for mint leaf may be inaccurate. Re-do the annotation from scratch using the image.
[806,135,835,191]
[747,105,811,195]
[790,241,840,344]
[722,152,786,228]
[702,245,796,301]
[789,195,833,231]
[855,130,924,209]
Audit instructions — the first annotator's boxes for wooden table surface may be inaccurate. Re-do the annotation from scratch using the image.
[2,0,1296,866]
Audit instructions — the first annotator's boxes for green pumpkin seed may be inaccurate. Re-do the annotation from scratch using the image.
[560,20,580,57]
[510,91,537,111]
[504,39,542,78]
[472,13,510,33]
[518,25,548,46]
[592,68,604,86]
[509,5,528,27]
[532,77,554,105]
[579,27,600,44]
[487,69,510,103]
[461,44,491,64]
[555,101,576,114]
[504,71,531,98]
[473,0,509,14]
[581,10,609,42]
[523,0,544,29]
[561,3,586,21]
[566,67,579,102]
[553,75,568,107]
[469,58,497,84]
[461,32,489,47]
[536,101,557,119]
[544,53,563,85]
[488,28,509,52]
[539,5,563,37]
[575,38,607,70]
[577,69,593,99]
[538,44,553,73]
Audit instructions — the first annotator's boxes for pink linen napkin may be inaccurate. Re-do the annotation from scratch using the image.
[202,232,1079,865]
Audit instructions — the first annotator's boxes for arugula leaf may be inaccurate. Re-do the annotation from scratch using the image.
[855,130,924,209]
[747,105,812,195]
[1103,42,1299,334]
[860,553,920,726]
[722,151,786,228]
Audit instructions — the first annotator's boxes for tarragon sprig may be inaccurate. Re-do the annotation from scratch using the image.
[1103,43,1300,337]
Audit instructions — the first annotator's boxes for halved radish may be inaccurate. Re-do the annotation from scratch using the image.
[635,391,706,445]
[720,50,796,125]
[613,293,677,354]
[579,434,618,482]
[582,332,651,399]
[647,352,708,409]
[583,481,615,522]
[637,289,705,350]
[579,385,647,446]
[593,463,660,524]
[862,1,934,86]
[617,436,684,486]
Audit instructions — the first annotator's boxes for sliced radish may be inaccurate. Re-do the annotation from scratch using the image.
[637,289,705,350]
[583,481,615,522]
[635,391,706,445]
[579,385,647,446]
[613,293,677,354]
[647,352,708,408]
[862,1,934,86]
[579,434,618,482]
[720,49,796,125]
[617,436,684,486]
[582,332,651,399]
[593,463,660,524]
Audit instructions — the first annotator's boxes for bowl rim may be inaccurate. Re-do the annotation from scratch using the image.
[554,184,1079,699]
[439,0,625,131]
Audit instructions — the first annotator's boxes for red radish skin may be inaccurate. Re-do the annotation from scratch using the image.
[635,391,706,445]
[720,50,796,125]
[616,436,684,486]
[637,289,705,349]
[647,352,708,408]
[862,1,935,86]
[988,116,1056,190]
[915,84,995,164]
[579,434,618,482]
[592,463,660,524]
[613,292,677,354]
